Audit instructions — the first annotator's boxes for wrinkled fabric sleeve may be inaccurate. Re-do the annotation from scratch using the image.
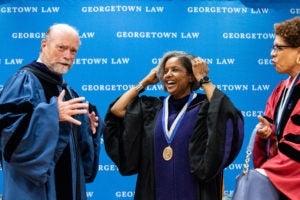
[104,97,143,175]
[253,124,277,168]
[252,80,300,168]
[77,101,103,183]
[0,70,60,186]
[252,82,284,168]
[189,88,244,181]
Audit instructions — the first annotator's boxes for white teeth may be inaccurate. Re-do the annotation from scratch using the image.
[167,81,175,84]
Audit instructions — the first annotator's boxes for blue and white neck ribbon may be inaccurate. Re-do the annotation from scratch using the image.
[162,92,197,144]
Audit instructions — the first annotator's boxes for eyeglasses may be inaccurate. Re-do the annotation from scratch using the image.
[271,44,293,54]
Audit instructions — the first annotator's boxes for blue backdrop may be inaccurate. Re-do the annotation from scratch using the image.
[0,0,299,199]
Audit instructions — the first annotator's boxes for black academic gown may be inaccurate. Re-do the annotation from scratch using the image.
[104,88,244,200]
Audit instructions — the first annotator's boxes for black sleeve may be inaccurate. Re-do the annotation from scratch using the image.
[189,88,244,181]
[103,97,144,175]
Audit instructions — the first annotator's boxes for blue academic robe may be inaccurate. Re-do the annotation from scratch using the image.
[0,64,101,200]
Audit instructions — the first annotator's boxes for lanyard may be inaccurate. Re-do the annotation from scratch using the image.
[275,72,300,136]
[162,92,197,144]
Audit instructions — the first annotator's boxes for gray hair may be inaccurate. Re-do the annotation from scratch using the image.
[156,51,200,91]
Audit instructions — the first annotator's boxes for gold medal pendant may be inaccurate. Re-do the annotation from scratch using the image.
[163,145,173,161]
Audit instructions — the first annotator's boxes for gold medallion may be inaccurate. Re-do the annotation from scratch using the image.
[163,146,173,161]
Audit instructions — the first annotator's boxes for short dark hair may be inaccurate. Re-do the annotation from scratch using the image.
[274,17,300,47]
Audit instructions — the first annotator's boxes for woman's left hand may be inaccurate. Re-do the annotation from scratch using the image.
[192,57,209,81]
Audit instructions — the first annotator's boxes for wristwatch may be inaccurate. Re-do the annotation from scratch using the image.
[199,76,210,87]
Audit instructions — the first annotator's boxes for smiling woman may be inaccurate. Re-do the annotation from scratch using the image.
[103,50,244,200]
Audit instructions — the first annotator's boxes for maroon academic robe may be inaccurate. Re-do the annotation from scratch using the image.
[253,78,300,200]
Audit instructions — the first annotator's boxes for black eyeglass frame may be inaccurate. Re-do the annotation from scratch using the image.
[271,44,297,53]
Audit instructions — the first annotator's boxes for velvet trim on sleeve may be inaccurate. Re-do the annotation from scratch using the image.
[189,88,244,181]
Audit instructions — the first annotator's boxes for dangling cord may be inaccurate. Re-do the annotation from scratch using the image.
[275,72,300,136]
